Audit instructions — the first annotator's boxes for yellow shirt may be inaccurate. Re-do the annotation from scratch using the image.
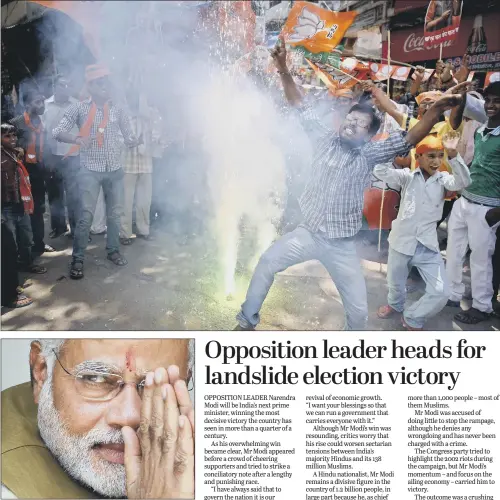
[405,116,464,173]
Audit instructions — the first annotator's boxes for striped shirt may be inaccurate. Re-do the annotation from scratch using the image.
[298,102,413,238]
[52,99,135,173]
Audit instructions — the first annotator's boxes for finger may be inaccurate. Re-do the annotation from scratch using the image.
[162,384,179,468]
[175,415,195,498]
[187,408,195,439]
[167,365,181,386]
[151,367,168,451]
[122,426,141,499]
[174,379,193,417]
[138,371,155,454]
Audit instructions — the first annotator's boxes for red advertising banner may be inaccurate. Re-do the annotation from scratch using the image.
[390,13,500,66]
[424,0,463,50]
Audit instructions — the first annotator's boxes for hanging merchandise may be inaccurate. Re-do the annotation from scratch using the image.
[281,1,357,63]
[423,0,463,50]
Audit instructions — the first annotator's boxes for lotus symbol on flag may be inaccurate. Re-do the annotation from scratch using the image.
[288,8,326,42]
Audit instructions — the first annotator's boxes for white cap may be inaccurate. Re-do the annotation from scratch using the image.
[473,15,483,29]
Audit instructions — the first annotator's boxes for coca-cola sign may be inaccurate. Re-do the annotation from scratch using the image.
[390,13,500,63]
[403,32,454,53]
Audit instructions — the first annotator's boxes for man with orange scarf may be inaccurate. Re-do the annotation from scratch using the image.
[10,90,56,257]
[1,123,42,309]
[53,64,141,280]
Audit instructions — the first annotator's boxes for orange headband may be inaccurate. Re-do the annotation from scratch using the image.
[415,90,442,106]
[415,135,444,154]
[85,64,111,83]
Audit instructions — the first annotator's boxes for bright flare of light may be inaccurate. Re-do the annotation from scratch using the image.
[223,224,239,296]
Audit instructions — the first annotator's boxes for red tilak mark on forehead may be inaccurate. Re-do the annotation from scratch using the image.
[125,350,136,372]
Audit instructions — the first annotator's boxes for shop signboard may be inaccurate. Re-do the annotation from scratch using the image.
[390,13,500,71]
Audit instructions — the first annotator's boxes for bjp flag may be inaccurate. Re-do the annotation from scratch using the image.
[281,1,357,55]
[484,71,500,88]
[305,59,339,93]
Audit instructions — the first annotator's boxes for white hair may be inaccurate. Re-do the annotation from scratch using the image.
[39,338,195,377]
[36,338,196,498]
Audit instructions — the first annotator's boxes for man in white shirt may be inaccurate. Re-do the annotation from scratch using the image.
[43,76,80,237]
[120,93,163,244]
[375,133,471,330]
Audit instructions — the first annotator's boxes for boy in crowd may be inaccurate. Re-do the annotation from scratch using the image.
[1,123,46,275]
[376,133,471,330]
[446,82,500,324]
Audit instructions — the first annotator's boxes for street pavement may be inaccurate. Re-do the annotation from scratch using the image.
[2,223,499,332]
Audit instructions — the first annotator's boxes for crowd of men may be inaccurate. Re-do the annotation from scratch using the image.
[1,46,499,330]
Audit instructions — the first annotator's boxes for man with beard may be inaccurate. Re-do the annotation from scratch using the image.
[1,339,195,499]
[234,37,465,331]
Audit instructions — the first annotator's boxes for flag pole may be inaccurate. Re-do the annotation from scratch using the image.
[378,28,390,257]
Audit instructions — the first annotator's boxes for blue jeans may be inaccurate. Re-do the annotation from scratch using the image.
[237,226,368,330]
[73,167,124,262]
[387,243,449,328]
[2,205,34,267]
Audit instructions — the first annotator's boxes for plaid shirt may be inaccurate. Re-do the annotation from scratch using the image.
[298,102,412,239]
[52,99,135,172]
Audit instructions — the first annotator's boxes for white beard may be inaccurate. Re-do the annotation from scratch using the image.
[37,376,127,498]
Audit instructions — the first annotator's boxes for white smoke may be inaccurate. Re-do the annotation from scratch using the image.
[31,0,314,296]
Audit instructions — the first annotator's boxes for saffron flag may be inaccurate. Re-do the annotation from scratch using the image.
[391,66,412,81]
[282,1,357,55]
[484,71,500,87]
[370,63,395,82]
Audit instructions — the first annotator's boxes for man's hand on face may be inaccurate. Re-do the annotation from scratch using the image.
[122,366,195,499]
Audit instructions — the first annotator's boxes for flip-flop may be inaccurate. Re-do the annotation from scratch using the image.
[70,260,84,280]
[7,294,33,308]
[377,305,399,319]
[454,308,491,325]
[120,237,133,245]
[107,251,128,266]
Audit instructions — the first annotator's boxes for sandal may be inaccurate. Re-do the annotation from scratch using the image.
[120,237,134,245]
[377,305,399,319]
[454,308,491,325]
[7,294,33,308]
[29,264,47,274]
[402,317,424,331]
[70,260,84,280]
[107,251,128,266]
